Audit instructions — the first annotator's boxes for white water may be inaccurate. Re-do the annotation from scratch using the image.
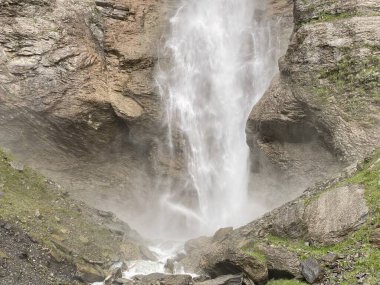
[156,0,280,237]
[93,1,282,283]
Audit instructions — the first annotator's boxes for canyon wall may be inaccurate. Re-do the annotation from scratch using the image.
[248,0,380,204]
[0,0,379,231]
[0,0,168,228]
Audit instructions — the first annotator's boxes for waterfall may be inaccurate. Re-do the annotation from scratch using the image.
[156,0,281,237]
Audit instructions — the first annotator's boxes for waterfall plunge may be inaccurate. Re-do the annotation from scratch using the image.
[156,0,280,237]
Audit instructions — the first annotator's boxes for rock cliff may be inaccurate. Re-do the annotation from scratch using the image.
[0,0,169,232]
[0,0,165,149]
[248,0,380,199]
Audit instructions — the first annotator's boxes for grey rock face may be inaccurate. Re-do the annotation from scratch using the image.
[132,273,193,285]
[304,185,369,243]
[0,0,165,150]
[212,227,234,243]
[248,0,380,192]
[256,243,302,279]
[301,258,322,284]
[194,274,243,285]
[0,0,169,228]
[264,184,369,244]
[181,161,371,282]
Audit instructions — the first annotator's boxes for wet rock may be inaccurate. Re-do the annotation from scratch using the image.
[140,245,157,261]
[301,258,322,284]
[193,275,212,283]
[213,227,233,242]
[185,236,212,254]
[133,273,193,285]
[105,262,129,284]
[369,228,380,248]
[194,274,243,285]
[270,200,307,239]
[174,252,186,262]
[75,263,105,283]
[164,258,175,274]
[113,278,133,284]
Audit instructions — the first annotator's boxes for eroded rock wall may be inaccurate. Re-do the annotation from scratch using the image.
[0,0,165,151]
[248,0,380,199]
[0,0,168,235]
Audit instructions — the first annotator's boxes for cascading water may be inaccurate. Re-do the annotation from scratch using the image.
[156,0,281,237]
[93,1,283,283]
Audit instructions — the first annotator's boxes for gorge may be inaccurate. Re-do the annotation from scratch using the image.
[0,0,379,284]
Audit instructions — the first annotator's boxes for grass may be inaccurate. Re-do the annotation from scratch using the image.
[0,148,132,265]
[267,280,307,285]
[310,54,380,123]
[245,247,267,265]
[298,12,358,26]
[319,55,380,97]
[264,149,380,284]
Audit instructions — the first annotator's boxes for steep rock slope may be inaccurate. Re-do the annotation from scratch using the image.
[248,0,380,194]
[0,148,156,284]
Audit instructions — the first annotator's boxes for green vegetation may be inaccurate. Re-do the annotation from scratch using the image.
[265,149,380,284]
[319,55,380,99]
[311,54,380,123]
[267,280,307,285]
[0,148,130,265]
[298,12,357,27]
[245,246,267,264]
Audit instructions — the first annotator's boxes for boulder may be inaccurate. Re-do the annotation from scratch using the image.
[185,236,212,254]
[304,185,369,244]
[133,273,193,285]
[75,263,106,283]
[164,258,175,274]
[213,227,234,242]
[301,258,322,284]
[199,246,268,285]
[194,274,243,285]
[256,243,302,279]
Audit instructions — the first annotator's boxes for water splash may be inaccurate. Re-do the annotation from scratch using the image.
[156,0,281,237]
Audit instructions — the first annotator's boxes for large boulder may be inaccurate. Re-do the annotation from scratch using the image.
[181,154,375,283]
[304,185,369,243]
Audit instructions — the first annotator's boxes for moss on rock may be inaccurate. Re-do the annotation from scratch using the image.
[0,148,150,282]
[265,149,380,284]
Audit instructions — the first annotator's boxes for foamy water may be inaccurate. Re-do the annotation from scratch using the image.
[156,0,280,237]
